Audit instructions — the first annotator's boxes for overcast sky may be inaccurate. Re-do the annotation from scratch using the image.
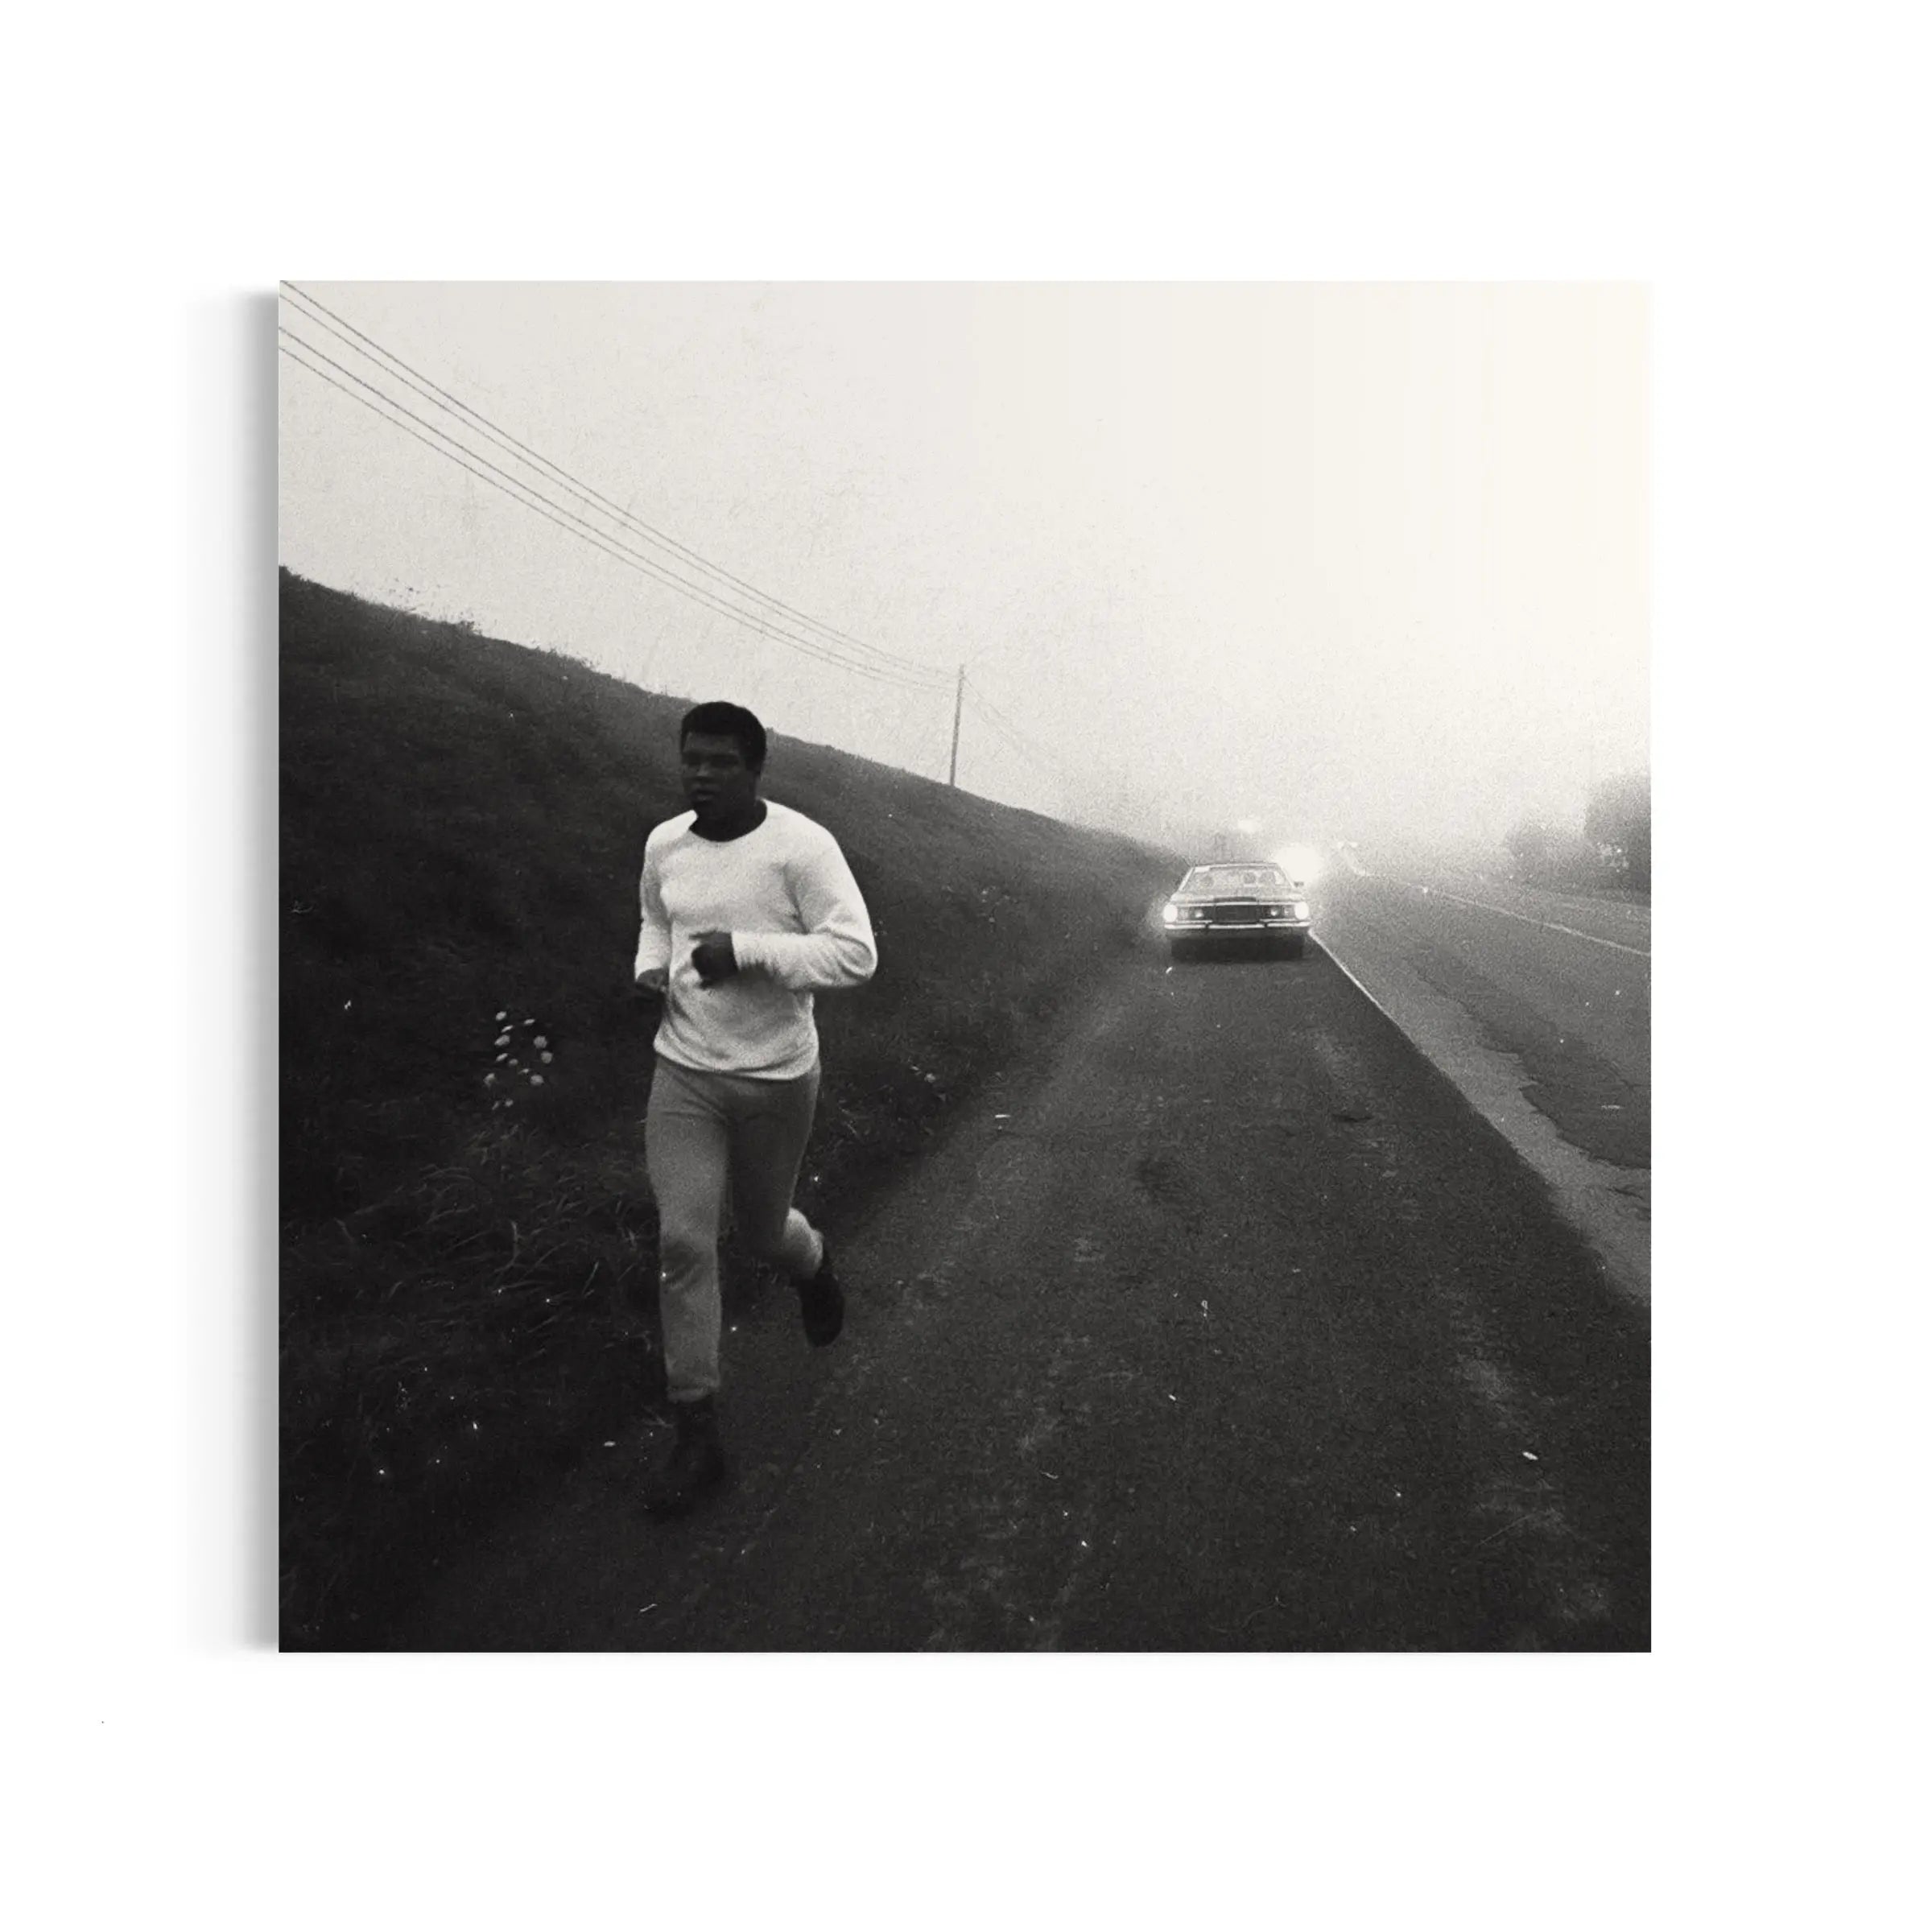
[279,282,1647,856]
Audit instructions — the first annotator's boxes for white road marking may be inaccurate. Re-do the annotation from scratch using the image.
[1312,932,1402,1026]
[1316,929,1649,1304]
[1406,884,1650,958]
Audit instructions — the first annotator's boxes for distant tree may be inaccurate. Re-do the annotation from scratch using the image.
[1586,770,1650,890]
[1505,818,1560,881]
[1505,816,1604,889]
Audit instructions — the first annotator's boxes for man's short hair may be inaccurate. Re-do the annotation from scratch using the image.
[679,701,768,772]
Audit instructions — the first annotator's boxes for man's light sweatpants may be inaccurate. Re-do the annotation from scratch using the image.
[645,1056,826,1403]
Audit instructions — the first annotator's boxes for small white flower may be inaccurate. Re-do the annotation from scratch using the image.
[495,1011,507,1021]
[495,1053,508,1063]
[540,1051,553,1064]
[484,1073,497,1087]
[530,1074,544,1086]
[534,1036,548,1049]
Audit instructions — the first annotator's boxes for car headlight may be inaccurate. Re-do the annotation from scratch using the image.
[1162,902,1179,924]
[1290,901,1309,919]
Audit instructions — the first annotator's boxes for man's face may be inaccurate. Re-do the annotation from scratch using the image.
[679,731,760,821]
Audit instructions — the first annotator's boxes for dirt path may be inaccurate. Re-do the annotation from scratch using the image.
[388,937,1649,1650]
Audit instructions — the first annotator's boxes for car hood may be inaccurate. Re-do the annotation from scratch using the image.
[1171,889,1302,903]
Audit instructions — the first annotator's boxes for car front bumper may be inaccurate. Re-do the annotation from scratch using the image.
[1166,915,1311,938]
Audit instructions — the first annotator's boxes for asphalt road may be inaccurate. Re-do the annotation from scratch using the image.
[1314,856,1650,1301]
[390,932,1649,1650]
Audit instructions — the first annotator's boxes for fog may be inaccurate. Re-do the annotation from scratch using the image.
[279,283,1646,860]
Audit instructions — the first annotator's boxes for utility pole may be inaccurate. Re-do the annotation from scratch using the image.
[947,663,964,787]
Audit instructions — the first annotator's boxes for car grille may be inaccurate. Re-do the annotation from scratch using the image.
[1212,902,1265,923]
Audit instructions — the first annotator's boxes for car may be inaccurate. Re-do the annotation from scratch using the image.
[1162,861,1311,960]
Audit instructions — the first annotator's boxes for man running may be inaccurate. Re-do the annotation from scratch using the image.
[633,701,877,1517]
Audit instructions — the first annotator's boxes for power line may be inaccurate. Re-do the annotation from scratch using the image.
[964,677,1087,781]
[280,340,745,617]
[958,687,1090,808]
[962,694,1034,762]
[962,689,1047,767]
[279,329,947,693]
[281,284,941,688]
[280,283,951,689]
[960,677,1156,830]
[964,677,1031,743]
[289,327,1115,822]
[279,324,940,692]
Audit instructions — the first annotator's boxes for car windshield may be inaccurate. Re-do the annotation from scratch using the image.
[1182,865,1288,894]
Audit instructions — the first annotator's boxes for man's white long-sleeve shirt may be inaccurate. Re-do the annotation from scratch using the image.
[634,800,877,1079]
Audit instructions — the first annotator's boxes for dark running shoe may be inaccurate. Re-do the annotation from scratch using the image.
[642,1394,727,1518]
[798,1245,845,1348]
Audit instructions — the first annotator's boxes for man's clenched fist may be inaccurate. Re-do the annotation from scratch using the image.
[691,931,738,986]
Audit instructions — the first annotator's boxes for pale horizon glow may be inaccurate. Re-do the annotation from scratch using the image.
[279,283,1648,856]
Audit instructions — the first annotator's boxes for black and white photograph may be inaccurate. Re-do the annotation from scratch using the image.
[23,6,1925,1920]
[279,282,1650,1650]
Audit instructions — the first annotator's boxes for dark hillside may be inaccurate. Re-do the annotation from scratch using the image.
[280,572,1177,1644]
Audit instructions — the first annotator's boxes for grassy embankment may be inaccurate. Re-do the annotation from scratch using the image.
[281,573,1177,1645]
